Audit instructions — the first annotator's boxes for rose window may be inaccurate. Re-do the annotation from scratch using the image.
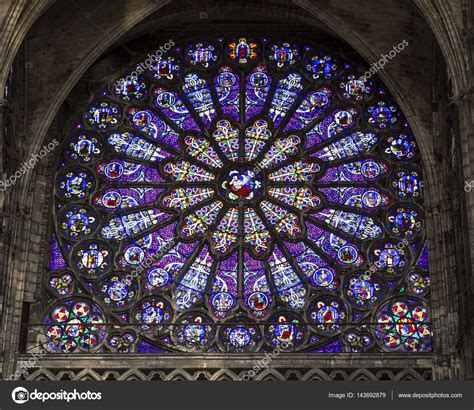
[45,38,431,353]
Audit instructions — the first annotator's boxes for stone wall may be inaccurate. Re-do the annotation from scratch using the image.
[0,0,472,380]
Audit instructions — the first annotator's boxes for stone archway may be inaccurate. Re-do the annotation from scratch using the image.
[0,0,471,380]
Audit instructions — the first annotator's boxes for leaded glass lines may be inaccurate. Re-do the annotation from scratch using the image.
[47,37,431,354]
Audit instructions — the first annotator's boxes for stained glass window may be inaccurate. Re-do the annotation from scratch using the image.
[44,38,431,354]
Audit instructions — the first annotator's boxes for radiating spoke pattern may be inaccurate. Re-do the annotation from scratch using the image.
[46,37,431,354]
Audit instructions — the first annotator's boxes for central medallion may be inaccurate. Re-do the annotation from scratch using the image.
[220,167,263,202]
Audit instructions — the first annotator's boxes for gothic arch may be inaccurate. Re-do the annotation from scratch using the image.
[0,0,472,381]
[349,369,377,381]
[117,369,148,381]
[210,368,241,381]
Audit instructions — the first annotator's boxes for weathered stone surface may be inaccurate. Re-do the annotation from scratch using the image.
[0,0,472,380]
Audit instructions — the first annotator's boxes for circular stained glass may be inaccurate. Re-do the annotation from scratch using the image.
[375,298,431,352]
[308,297,347,335]
[132,296,173,339]
[266,313,305,348]
[59,205,98,240]
[65,131,103,163]
[107,331,137,353]
[344,271,383,308]
[343,330,374,352]
[220,318,260,352]
[45,37,431,353]
[146,267,171,289]
[172,312,215,351]
[96,272,137,310]
[47,271,74,297]
[407,270,430,296]
[44,299,106,353]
